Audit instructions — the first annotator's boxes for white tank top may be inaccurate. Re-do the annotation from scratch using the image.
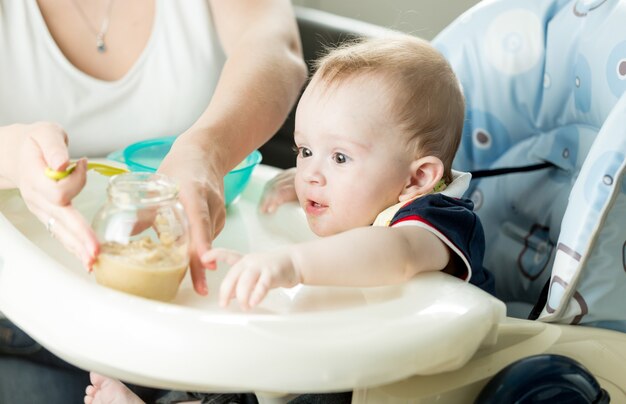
[0,0,226,157]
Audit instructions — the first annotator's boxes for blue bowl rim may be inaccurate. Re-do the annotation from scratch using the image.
[122,136,262,173]
[122,136,177,172]
[228,150,263,174]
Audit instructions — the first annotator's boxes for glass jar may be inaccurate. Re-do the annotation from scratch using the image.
[92,173,189,301]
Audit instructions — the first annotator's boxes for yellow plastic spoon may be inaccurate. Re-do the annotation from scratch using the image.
[45,161,128,181]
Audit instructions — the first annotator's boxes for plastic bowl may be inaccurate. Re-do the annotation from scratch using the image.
[120,136,262,206]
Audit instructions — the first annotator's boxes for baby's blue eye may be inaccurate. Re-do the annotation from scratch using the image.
[332,152,349,164]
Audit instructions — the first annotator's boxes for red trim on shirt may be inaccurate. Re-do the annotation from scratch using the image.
[390,214,471,281]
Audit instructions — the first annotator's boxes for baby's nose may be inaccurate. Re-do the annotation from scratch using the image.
[302,163,326,186]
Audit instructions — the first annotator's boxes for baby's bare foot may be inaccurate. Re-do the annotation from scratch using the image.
[84,372,144,404]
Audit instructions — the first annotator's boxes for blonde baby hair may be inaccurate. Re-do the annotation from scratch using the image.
[312,36,465,184]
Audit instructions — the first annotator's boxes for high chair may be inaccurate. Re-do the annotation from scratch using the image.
[1,2,625,403]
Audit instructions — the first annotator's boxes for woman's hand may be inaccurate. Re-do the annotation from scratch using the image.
[259,167,298,214]
[203,247,300,310]
[3,123,98,268]
[158,139,226,296]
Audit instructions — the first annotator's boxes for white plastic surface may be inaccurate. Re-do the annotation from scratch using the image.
[0,165,505,393]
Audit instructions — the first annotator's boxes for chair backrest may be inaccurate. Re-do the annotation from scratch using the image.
[434,0,626,330]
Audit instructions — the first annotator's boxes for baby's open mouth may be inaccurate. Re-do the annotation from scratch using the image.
[305,199,328,215]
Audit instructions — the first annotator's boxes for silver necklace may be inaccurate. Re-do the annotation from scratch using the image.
[71,0,115,53]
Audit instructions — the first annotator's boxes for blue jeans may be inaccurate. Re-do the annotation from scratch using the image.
[0,318,161,403]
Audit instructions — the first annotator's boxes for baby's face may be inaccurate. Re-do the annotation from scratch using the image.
[293,75,414,236]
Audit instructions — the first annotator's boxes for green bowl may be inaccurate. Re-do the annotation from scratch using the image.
[114,136,262,205]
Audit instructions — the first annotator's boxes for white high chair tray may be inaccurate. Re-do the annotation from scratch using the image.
[0,164,505,393]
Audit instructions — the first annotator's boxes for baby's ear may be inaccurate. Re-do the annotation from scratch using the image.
[399,156,445,202]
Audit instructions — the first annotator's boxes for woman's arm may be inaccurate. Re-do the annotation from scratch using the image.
[157,0,307,295]
[189,0,307,170]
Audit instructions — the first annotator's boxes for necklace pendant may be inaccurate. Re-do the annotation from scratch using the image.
[96,36,106,53]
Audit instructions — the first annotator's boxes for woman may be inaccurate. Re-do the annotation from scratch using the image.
[0,0,306,401]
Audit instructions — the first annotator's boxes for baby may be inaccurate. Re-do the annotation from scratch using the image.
[85,34,494,404]
[211,35,495,310]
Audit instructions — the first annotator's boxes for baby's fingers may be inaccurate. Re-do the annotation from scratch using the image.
[259,169,297,214]
[235,269,262,311]
[219,267,241,307]
[201,248,242,268]
[248,271,272,308]
[259,186,297,214]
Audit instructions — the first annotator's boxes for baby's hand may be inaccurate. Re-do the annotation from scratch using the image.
[204,248,300,310]
[259,167,297,214]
